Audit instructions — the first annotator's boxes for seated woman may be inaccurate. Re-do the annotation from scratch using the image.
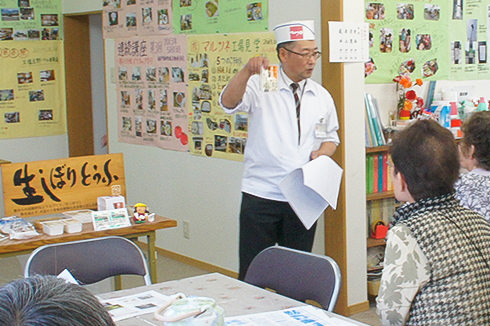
[455,111,490,221]
[376,120,490,326]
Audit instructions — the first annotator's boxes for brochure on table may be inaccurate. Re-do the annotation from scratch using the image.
[225,305,363,326]
[98,290,172,322]
[91,208,131,231]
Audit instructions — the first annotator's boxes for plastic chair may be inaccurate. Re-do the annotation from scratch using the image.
[24,236,151,286]
[244,246,341,312]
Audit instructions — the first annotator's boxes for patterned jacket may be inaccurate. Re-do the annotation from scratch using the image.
[377,193,490,325]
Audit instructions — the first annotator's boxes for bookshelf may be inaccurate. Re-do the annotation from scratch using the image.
[365,145,394,297]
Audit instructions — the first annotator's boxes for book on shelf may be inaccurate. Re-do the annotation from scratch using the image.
[373,154,379,193]
[366,151,393,195]
[367,155,374,194]
[365,93,386,147]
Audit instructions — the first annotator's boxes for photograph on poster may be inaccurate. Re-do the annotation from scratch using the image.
[121,91,130,106]
[13,30,28,40]
[180,14,192,30]
[422,59,438,77]
[142,7,152,24]
[41,14,59,26]
[214,135,227,152]
[146,119,157,134]
[41,28,59,40]
[365,3,384,20]
[5,112,19,123]
[380,28,393,53]
[0,28,13,40]
[146,67,156,81]
[17,72,33,84]
[396,4,414,20]
[171,67,185,82]
[1,8,20,21]
[161,120,172,136]
[108,11,118,25]
[135,116,142,136]
[132,67,141,80]
[399,28,411,53]
[29,90,45,102]
[193,137,203,150]
[235,114,248,131]
[126,12,137,27]
[28,30,39,39]
[173,91,185,108]
[452,41,462,64]
[118,67,128,81]
[158,67,169,82]
[40,69,56,82]
[158,9,169,25]
[20,8,34,20]
[147,90,155,110]
[39,109,53,121]
[135,89,143,110]
[122,116,132,131]
[416,34,431,50]
[424,4,440,21]
[0,89,14,101]
[247,2,262,21]
[18,0,30,7]
[159,89,168,111]
[205,1,219,18]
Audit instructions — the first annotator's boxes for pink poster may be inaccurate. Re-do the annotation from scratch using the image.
[115,35,188,151]
[103,0,172,39]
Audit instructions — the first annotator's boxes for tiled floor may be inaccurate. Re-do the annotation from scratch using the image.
[1,253,380,325]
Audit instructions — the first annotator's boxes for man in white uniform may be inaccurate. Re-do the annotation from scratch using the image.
[219,21,340,280]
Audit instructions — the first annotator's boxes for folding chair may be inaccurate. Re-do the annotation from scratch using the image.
[24,236,151,287]
[244,245,341,312]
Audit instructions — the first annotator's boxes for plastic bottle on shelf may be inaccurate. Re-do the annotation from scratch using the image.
[476,97,489,112]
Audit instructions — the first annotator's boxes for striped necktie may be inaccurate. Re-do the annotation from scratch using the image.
[291,83,301,144]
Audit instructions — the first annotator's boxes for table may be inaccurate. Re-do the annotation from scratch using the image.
[0,215,177,284]
[98,273,369,325]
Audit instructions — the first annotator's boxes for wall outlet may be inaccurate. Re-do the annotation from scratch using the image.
[183,220,190,239]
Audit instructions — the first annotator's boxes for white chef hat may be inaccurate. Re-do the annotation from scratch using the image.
[273,20,316,44]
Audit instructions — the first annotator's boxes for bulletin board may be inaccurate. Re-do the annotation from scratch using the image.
[1,153,126,217]
[365,0,490,83]
[0,40,66,139]
[0,0,62,41]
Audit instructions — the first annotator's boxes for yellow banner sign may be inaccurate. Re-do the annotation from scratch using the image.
[2,153,126,217]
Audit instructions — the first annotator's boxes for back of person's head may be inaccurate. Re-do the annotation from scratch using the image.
[0,275,115,326]
[460,111,490,170]
[389,119,459,201]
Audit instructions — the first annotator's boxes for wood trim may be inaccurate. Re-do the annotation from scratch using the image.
[321,0,348,316]
[64,15,94,157]
[347,300,370,316]
[135,243,239,279]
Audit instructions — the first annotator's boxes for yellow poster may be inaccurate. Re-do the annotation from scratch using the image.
[187,32,277,160]
[0,40,66,138]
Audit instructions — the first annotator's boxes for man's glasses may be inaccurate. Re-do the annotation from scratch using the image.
[283,47,322,60]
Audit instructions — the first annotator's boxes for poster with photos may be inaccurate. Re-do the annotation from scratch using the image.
[103,0,172,38]
[0,0,62,41]
[115,35,188,151]
[0,40,66,138]
[172,0,268,34]
[364,0,490,83]
[187,32,277,161]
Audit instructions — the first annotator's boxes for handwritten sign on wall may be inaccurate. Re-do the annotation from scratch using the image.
[1,153,126,217]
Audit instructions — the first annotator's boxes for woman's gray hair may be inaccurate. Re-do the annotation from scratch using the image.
[0,275,115,326]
